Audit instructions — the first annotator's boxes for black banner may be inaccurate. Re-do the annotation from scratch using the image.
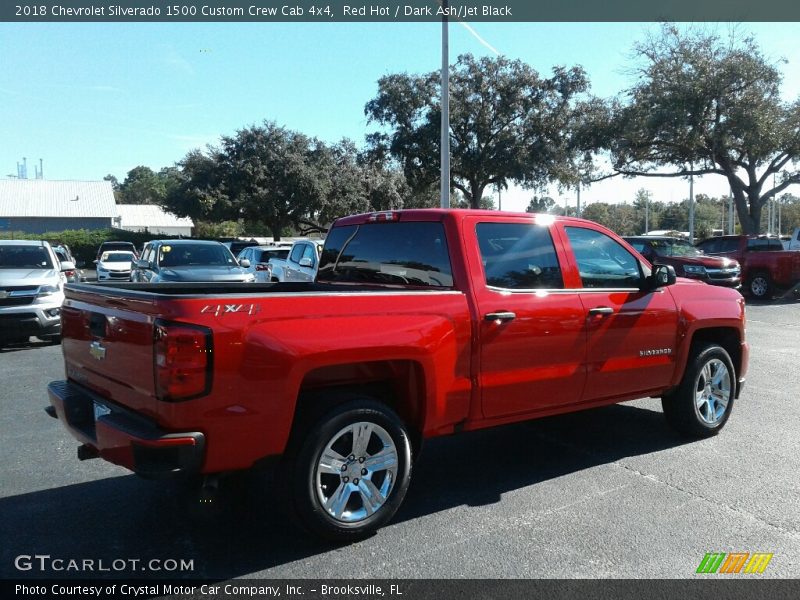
[2,0,800,22]
[5,579,800,600]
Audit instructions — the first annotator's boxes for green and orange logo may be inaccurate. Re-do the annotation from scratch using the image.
[696,552,773,574]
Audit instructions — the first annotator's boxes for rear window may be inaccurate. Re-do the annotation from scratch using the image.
[0,245,54,269]
[747,238,783,251]
[254,249,289,262]
[317,222,453,287]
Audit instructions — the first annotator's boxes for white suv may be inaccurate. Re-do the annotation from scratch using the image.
[0,240,74,344]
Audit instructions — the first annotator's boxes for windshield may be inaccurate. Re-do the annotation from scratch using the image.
[0,245,54,269]
[158,244,237,267]
[650,239,704,257]
[101,252,134,263]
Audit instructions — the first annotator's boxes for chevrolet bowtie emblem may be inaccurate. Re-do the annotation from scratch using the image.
[89,341,107,360]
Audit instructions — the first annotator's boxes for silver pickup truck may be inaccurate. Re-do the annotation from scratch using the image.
[267,239,323,282]
[0,240,74,344]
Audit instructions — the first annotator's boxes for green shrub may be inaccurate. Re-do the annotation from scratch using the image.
[0,228,184,265]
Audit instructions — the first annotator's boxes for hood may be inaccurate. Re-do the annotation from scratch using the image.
[159,266,253,282]
[656,255,739,269]
[98,261,132,271]
[0,268,61,287]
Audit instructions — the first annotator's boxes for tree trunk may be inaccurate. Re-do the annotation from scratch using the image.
[469,181,486,209]
[269,222,282,241]
[731,184,758,235]
[746,200,763,235]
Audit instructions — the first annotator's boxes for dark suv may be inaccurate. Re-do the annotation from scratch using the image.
[131,239,254,283]
[624,236,741,288]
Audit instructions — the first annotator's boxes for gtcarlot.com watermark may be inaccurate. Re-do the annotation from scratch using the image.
[14,554,194,573]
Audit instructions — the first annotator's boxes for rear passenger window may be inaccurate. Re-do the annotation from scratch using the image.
[476,223,563,290]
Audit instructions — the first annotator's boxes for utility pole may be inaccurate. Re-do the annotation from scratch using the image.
[771,172,776,235]
[645,193,649,234]
[439,0,450,209]
[688,163,695,243]
[576,182,581,217]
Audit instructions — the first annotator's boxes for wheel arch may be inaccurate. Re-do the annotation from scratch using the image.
[678,327,743,398]
[290,360,427,457]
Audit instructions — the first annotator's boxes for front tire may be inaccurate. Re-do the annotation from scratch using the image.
[285,399,412,541]
[662,344,736,438]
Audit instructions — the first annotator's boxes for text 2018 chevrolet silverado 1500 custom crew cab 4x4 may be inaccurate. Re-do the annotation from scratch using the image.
[47,210,748,540]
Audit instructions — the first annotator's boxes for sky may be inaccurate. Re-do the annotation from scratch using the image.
[2,21,799,214]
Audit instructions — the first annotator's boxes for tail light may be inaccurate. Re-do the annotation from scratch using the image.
[154,320,213,402]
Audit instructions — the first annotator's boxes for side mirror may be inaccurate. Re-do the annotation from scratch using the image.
[645,264,676,290]
[299,257,313,268]
[239,258,251,268]
[135,259,150,269]
[93,259,99,264]
[60,261,76,272]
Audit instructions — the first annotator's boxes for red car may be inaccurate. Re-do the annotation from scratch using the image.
[47,210,749,540]
[624,236,741,289]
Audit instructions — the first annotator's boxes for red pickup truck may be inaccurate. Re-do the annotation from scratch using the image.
[695,235,800,299]
[47,209,749,540]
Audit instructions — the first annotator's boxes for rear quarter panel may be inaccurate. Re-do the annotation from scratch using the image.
[157,290,473,472]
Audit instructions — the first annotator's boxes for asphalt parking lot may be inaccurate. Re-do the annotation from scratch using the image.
[1,299,798,580]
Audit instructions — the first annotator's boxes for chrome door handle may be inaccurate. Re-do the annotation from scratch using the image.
[588,307,614,316]
[484,312,516,322]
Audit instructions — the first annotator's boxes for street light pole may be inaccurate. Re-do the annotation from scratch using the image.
[688,162,695,243]
[440,0,450,209]
[728,186,734,235]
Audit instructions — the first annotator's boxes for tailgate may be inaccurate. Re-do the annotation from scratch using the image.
[61,286,160,419]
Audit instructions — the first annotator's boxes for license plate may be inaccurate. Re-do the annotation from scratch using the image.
[93,402,111,421]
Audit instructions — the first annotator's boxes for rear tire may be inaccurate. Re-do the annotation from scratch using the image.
[747,271,772,300]
[284,399,412,542]
[662,344,736,438]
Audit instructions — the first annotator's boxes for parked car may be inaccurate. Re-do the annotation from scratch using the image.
[96,241,138,261]
[267,239,324,282]
[695,235,800,299]
[0,240,73,344]
[130,239,255,283]
[624,236,741,288]
[237,245,291,282]
[221,239,260,258]
[52,245,86,283]
[47,209,748,541]
[95,251,135,282]
[786,227,800,251]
